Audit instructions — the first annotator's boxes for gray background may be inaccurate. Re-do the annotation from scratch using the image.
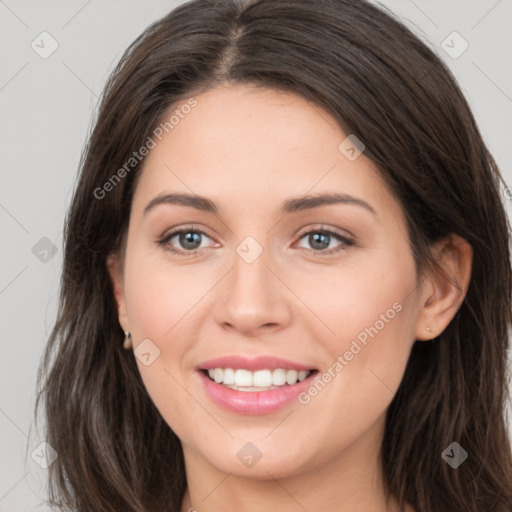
[1,1,511,510]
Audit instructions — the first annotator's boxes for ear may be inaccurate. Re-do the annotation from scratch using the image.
[106,252,130,333]
[414,233,473,341]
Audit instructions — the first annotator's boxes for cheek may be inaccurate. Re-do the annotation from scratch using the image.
[293,249,415,353]
[121,250,210,438]
[296,258,417,426]
[123,249,213,341]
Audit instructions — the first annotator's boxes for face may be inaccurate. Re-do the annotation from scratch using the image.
[109,83,429,481]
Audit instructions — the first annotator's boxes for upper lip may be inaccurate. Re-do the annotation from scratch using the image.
[198,355,315,372]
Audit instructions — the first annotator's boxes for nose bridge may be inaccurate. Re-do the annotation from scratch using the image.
[215,233,290,334]
[230,236,276,309]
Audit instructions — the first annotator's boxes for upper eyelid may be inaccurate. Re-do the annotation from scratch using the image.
[161,224,351,239]
[161,226,214,241]
[295,224,353,240]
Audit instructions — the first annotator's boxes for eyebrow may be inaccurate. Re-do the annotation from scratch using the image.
[143,192,377,217]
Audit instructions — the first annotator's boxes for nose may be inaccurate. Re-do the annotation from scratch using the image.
[214,244,292,338]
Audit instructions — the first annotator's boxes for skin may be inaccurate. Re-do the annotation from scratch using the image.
[107,83,472,512]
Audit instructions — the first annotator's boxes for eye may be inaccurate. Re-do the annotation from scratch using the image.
[156,226,217,256]
[156,224,355,257]
[294,226,355,255]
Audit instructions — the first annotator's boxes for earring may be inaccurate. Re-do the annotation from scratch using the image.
[123,331,132,350]
[426,326,433,334]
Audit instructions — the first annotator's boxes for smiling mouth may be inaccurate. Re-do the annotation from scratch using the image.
[201,368,318,392]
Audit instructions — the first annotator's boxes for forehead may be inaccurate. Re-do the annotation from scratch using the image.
[131,84,399,221]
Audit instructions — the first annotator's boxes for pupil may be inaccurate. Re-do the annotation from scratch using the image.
[181,232,201,249]
[310,233,329,250]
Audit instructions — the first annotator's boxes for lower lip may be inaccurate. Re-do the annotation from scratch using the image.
[197,370,317,415]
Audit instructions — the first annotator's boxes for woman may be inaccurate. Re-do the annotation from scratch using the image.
[34,0,512,510]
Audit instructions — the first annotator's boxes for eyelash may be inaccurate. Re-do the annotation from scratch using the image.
[155,224,355,257]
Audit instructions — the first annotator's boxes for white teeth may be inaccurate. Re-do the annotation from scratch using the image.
[205,367,313,388]
[253,369,272,387]
[272,369,287,386]
[214,368,223,384]
[234,369,252,387]
[223,368,235,385]
[286,370,298,385]
[297,370,309,382]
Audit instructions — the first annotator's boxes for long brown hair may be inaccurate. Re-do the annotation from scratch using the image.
[34,0,512,510]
